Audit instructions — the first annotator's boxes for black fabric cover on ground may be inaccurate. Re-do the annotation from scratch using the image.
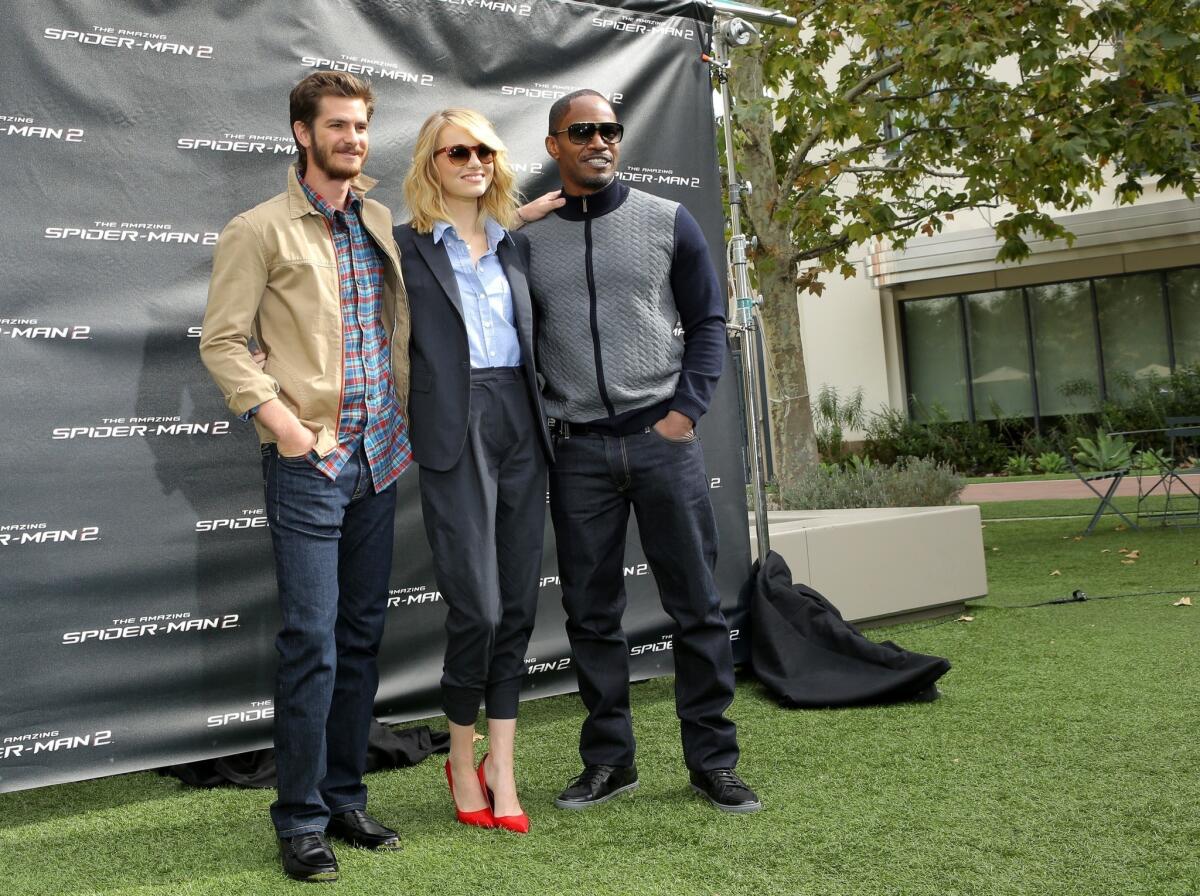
[750,551,951,708]
[161,720,449,789]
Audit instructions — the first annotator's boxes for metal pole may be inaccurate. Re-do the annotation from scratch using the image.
[708,0,797,28]
[710,24,772,560]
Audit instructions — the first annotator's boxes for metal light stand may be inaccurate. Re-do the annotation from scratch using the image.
[707,15,780,562]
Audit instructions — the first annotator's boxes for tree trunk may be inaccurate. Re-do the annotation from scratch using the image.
[726,43,820,485]
[756,259,818,483]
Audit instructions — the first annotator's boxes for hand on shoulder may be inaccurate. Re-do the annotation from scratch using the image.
[516,190,565,227]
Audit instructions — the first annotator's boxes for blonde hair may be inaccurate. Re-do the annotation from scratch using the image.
[404,109,518,234]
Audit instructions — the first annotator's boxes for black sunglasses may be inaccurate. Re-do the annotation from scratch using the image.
[435,143,495,166]
[551,121,624,145]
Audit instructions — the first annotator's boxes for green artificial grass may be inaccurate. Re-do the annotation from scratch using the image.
[963,473,1078,484]
[973,508,1199,608]
[3,514,1198,896]
[976,495,1184,521]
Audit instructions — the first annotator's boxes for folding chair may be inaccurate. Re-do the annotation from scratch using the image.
[1161,417,1200,528]
[1065,450,1138,536]
[1128,417,1200,528]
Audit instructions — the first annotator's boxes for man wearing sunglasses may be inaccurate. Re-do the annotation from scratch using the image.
[521,90,760,814]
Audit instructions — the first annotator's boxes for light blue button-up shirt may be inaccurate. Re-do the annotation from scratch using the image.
[433,218,522,369]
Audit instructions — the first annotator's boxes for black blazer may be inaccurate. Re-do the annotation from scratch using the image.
[394,222,552,471]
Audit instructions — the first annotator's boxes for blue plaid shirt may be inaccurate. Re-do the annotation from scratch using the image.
[299,173,411,491]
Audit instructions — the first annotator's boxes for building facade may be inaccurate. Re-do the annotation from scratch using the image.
[797,188,1200,432]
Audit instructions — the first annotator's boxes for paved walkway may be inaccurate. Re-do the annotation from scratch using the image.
[961,472,1200,503]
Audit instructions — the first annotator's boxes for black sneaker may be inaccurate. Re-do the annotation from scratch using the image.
[689,768,762,814]
[278,832,339,883]
[554,764,639,809]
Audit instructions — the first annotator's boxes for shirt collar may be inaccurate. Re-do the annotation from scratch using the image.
[433,216,508,252]
[555,177,628,221]
[286,162,375,219]
[297,169,362,221]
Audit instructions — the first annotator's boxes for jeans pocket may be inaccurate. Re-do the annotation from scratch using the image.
[267,450,341,537]
[648,425,698,446]
[260,444,274,487]
[276,449,315,466]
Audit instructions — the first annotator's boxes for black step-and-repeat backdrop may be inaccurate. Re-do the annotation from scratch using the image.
[0,0,751,793]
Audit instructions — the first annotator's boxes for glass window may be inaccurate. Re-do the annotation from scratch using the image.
[966,289,1033,419]
[1027,280,1101,415]
[903,267,1189,424]
[1167,268,1200,368]
[1095,273,1170,398]
[902,297,969,421]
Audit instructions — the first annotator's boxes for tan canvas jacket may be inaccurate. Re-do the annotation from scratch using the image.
[200,163,410,457]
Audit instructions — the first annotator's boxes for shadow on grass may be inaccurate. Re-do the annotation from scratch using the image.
[0,771,198,829]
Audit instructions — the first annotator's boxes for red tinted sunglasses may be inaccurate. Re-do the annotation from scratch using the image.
[435,143,495,166]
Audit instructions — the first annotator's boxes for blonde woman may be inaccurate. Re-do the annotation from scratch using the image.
[395,110,558,833]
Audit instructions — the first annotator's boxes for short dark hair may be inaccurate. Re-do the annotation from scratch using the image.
[289,71,376,172]
[548,89,611,134]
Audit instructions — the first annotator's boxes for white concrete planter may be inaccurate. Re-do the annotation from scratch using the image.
[749,506,987,624]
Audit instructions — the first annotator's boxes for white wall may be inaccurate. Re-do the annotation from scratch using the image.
[794,250,891,425]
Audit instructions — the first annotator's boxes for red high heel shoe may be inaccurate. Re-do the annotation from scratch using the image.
[445,760,496,829]
[477,752,530,834]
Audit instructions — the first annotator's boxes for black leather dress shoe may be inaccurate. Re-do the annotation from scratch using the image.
[279,832,339,883]
[689,768,762,814]
[554,764,639,809]
[326,809,401,850]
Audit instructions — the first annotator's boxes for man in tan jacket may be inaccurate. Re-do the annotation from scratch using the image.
[200,71,410,884]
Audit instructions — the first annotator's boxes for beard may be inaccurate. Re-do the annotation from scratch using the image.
[577,169,615,190]
[572,152,616,190]
[307,140,366,180]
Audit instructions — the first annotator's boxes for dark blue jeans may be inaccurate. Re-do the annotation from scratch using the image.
[261,443,396,837]
[549,428,739,772]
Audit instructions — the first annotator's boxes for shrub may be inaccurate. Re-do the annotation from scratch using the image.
[849,364,1200,477]
[1019,430,1065,459]
[1003,454,1034,476]
[845,453,875,473]
[1073,431,1132,472]
[862,406,940,465]
[813,384,866,464]
[1034,451,1068,474]
[1132,447,1172,473]
[863,404,1009,475]
[780,456,964,510]
[1071,364,1200,449]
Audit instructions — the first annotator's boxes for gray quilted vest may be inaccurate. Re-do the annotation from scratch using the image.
[524,187,682,422]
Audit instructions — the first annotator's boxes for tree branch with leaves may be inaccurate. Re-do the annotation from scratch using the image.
[721,0,1200,481]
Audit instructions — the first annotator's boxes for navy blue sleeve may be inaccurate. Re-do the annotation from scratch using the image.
[669,204,727,423]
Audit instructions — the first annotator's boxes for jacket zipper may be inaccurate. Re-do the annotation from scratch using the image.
[584,215,615,418]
